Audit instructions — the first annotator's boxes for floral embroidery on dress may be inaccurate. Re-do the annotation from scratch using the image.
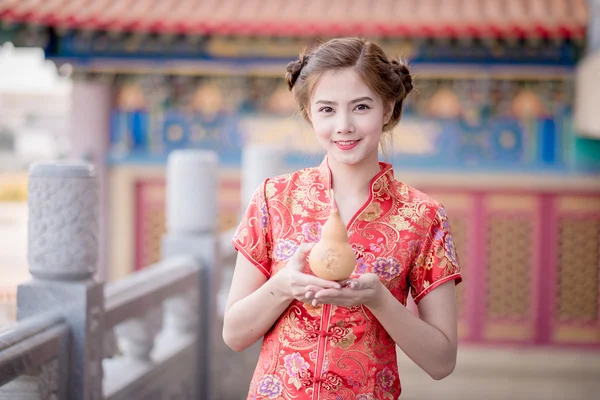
[232,158,462,399]
[355,258,368,274]
[259,203,269,228]
[274,239,298,261]
[376,367,396,391]
[369,237,385,254]
[284,352,310,377]
[389,214,411,231]
[361,202,383,221]
[356,394,376,400]
[257,375,283,399]
[444,234,458,265]
[265,181,277,198]
[373,257,403,280]
[284,352,310,389]
[302,222,322,243]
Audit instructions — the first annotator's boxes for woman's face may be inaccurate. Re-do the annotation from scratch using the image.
[309,68,390,167]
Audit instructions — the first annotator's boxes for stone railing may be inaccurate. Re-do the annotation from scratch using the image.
[0,150,219,399]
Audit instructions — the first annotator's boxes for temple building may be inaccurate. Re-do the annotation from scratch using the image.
[1,0,599,354]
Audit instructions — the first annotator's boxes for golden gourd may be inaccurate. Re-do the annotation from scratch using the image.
[308,189,356,281]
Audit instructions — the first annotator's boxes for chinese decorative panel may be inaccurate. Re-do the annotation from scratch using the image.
[552,196,600,345]
[135,181,166,271]
[481,195,538,342]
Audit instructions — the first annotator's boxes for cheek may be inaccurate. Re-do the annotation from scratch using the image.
[311,117,333,139]
[357,116,384,135]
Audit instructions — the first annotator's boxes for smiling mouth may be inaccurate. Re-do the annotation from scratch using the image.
[334,140,361,150]
[334,140,360,145]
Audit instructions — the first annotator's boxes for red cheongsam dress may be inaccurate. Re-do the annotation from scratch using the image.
[232,157,462,400]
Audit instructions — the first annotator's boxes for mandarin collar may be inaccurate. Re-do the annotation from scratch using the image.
[317,155,395,196]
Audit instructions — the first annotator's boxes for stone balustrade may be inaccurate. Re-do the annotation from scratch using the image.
[0,149,221,399]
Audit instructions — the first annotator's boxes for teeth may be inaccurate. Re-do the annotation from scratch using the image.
[336,141,357,145]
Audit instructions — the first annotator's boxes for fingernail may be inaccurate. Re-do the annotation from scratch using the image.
[305,292,312,299]
[312,299,318,307]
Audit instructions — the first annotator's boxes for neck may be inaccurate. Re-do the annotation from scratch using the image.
[327,155,382,197]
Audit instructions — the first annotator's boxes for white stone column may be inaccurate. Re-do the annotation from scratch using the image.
[240,144,285,211]
[161,149,219,400]
[575,51,600,138]
[27,162,98,280]
[17,161,104,400]
[69,80,111,281]
[588,0,600,53]
[165,150,218,234]
[575,1,600,138]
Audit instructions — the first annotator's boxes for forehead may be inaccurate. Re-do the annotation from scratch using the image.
[311,68,377,102]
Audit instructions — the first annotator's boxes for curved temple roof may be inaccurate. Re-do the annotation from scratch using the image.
[0,0,589,39]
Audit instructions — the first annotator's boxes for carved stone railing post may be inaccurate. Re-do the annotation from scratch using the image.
[0,361,60,400]
[0,375,42,400]
[114,305,163,363]
[163,290,198,335]
[240,143,285,211]
[161,150,219,400]
[16,162,104,400]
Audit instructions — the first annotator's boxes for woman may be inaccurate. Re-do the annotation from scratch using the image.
[223,37,462,399]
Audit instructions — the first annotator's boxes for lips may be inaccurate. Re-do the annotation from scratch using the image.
[334,139,360,151]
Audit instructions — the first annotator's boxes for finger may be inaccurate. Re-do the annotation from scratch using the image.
[290,271,341,288]
[350,274,379,289]
[305,285,320,293]
[314,288,343,299]
[296,275,341,289]
[305,284,339,294]
[288,243,316,270]
[295,242,316,258]
[305,291,313,300]
[339,279,352,287]
[349,273,380,289]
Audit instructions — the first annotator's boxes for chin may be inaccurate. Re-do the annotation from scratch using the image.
[329,152,366,166]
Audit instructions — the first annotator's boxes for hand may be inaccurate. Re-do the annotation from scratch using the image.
[305,273,384,308]
[274,243,342,303]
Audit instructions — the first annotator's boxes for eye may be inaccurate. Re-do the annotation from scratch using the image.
[319,106,334,113]
[354,104,370,111]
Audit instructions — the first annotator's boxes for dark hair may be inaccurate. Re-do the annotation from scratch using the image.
[285,37,413,132]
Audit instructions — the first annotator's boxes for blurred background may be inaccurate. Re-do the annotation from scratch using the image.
[0,0,599,399]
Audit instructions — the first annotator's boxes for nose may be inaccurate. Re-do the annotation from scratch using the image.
[335,112,354,135]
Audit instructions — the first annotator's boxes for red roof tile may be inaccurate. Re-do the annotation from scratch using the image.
[0,0,588,39]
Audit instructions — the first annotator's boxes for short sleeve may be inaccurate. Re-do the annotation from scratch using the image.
[231,179,273,278]
[409,205,462,304]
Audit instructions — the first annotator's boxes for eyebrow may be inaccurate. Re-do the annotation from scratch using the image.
[315,96,374,105]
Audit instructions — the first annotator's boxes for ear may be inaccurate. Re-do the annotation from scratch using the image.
[305,108,313,124]
[383,102,394,124]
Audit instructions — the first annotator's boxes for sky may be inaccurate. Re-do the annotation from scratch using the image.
[0,42,71,94]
